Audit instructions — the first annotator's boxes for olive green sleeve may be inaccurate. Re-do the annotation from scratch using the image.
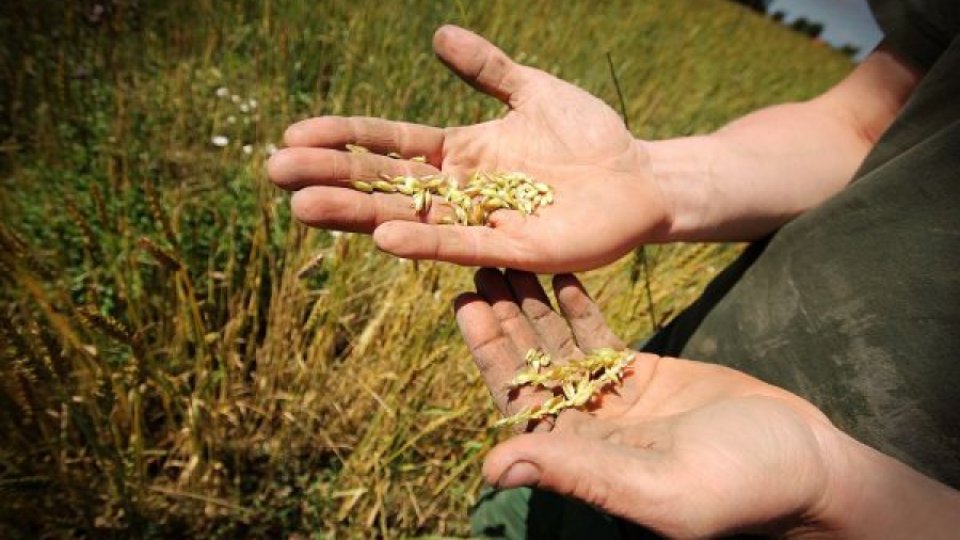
[868,0,960,69]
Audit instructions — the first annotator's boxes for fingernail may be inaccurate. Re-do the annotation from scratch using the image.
[497,461,540,488]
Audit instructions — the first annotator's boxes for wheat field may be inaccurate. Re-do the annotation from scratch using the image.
[0,1,851,537]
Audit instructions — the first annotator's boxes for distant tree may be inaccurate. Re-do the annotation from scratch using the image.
[839,44,861,57]
[807,22,824,38]
[790,16,811,34]
[768,8,848,57]
[787,17,826,39]
[730,0,770,14]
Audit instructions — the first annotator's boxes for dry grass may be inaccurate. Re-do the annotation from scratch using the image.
[0,0,851,537]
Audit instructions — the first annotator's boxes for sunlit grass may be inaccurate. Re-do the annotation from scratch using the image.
[0,0,851,536]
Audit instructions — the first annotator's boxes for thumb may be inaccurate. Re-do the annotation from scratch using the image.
[432,25,531,106]
[483,430,645,513]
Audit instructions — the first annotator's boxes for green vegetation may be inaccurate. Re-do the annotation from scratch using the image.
[0,1,851,537]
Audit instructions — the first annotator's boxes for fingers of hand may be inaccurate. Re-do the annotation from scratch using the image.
[553,274,625,351]
[473,269,557,424]
[282,116,445,165]
[291,186,452,233]
[504,269,581,361]
[474,268,541,354]
[267,147,439,191]
[432,25,530,106]
[372,220,524,268]
[454,292,545,415]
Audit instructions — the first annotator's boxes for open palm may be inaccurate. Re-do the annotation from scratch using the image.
[268,25,669,273]
[455,269,846,538]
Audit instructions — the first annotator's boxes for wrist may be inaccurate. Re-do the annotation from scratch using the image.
[639,136,720,243]
[800,428,960,538]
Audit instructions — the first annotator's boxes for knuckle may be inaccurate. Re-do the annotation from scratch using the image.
[527,304,554,322]
[554,333,577,356]
[475,49,511,92]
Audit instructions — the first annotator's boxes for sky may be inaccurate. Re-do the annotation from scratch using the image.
[767,0,883,60]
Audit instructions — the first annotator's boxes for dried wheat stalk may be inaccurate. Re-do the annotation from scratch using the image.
[497,348,635,428]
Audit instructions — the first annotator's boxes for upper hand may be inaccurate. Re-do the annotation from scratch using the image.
[268,25,670,273]
[454,269,854,538]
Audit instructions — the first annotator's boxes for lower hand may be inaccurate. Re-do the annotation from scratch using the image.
[455,269,856,538]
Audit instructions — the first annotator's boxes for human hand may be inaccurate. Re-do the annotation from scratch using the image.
[268,25,670,273]
[454,269,857,538]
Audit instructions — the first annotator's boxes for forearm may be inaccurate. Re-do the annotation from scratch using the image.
[646,100,872,242]
[810,434,960,539]
[645,46,920,243]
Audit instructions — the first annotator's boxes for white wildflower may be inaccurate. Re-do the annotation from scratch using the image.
[211,135,229,147]
[248,98,258,110]
[265,143,278,156]
[231,94,241,104]
[242,144,253,155]
[215,87,229,98]
[226,115,236,124]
